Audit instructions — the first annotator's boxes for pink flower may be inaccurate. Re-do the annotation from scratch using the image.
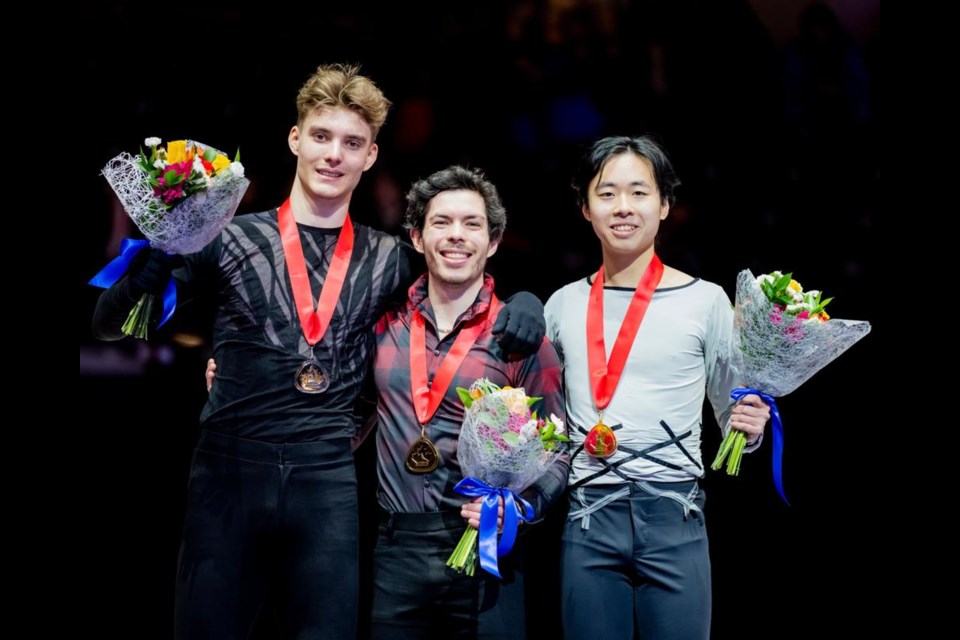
[153,161,193,204]
[784,317,806,343]
[507,412,529,434]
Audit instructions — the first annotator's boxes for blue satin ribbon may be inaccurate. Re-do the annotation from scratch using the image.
[88,238,176,327]
[454,477,534,578]
[731,387,788,504]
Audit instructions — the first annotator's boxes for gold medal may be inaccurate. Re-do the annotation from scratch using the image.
[405,426,441,474]
[584,415,618,458]
[294,359,330,394]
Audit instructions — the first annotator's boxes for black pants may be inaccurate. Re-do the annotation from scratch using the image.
[371,511,526,640]
[561,481,710,640]
[174,430,358,639]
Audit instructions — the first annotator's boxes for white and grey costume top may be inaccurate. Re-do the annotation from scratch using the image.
[545,276,759,489]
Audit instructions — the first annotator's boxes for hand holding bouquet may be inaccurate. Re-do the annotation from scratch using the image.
[711,270,871,501]
[90,138,249,338]
[446,379,567,577]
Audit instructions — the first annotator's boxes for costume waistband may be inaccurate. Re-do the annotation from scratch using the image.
[196,429,351,465]
[568,480,701,530]
[378,510,466,533]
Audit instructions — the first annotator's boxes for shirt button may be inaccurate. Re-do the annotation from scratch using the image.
[423,479,431,487]
[434,349,440,356]
[427,380,432,388]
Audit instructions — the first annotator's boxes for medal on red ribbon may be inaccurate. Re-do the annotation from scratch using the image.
[584,255,664,457]
[278,199,354,394]
[405,295,498,473]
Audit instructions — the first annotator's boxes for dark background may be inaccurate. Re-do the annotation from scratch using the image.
[78,1,884,637]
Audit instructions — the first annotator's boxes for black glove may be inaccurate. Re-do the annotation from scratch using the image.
[128,248,175,297]
[492,291,545,356]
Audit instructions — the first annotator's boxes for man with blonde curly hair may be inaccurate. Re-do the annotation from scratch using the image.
[94,64,546,638]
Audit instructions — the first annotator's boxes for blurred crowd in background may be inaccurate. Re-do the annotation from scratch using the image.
[78,1,881,637]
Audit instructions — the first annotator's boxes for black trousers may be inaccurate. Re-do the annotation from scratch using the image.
[174,430,358,639]
[561,481,710,640]
[370,510,526,640]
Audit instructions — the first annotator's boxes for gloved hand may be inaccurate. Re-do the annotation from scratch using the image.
[128,248,176,297]
[492,291,545,356]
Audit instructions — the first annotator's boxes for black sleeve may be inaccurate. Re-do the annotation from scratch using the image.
[386,239,422,310]
[519,450,570,524]
[91,237,221,341]
[91,275,142,341]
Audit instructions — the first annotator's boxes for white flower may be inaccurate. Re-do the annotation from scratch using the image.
[192,157,212,186]
[550,413,565,434]
[229,161,245,178]
[153,159,166,169]
[144,137,161,147]
[518,419,539,444]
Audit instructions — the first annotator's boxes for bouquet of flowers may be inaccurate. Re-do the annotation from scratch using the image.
[92,137,249,338]
[711,270,871,499]
[446,378,568,577]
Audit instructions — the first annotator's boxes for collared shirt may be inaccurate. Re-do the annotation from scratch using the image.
[374,273,567,516]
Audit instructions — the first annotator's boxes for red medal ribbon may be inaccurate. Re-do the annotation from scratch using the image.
[586,255,664,411]
[409,294,499,425]
[278,199,355,347]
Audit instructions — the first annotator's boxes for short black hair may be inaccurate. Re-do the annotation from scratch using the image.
[572,135,680,208]
[403,165,507,243]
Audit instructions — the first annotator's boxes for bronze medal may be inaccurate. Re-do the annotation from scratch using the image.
[294,359,330,394]
[278,199,354,397]
[405,427,441,474]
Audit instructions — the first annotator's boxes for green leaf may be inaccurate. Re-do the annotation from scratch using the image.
[203,147,218,162]
[759,280,775,300]
[555,433,570,442]
[526,395,542,407]
[456,387,473,408]
[809,296,833,316]
[234,148,241,162]
[774,272,793,292]
[163,169,185,185]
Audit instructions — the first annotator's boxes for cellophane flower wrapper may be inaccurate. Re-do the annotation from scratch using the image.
[97,138,249,338]
[458,387,562,492]
[712,269,871,489]
[102,140,249,254]
[732,269,871,396]
[446,381,566,576]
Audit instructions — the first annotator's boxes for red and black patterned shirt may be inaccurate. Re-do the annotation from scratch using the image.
[374,273,568,518]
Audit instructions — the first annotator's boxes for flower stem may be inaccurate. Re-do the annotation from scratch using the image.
[120,293,155,340]
[446,527,479,576]
[711,430,747,476]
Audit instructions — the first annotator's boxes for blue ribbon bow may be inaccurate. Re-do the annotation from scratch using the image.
[88,238,176,328]
[453,477,534,578]
[731,387,787,504]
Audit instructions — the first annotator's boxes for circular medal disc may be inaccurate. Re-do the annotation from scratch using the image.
[294,360,330,394]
